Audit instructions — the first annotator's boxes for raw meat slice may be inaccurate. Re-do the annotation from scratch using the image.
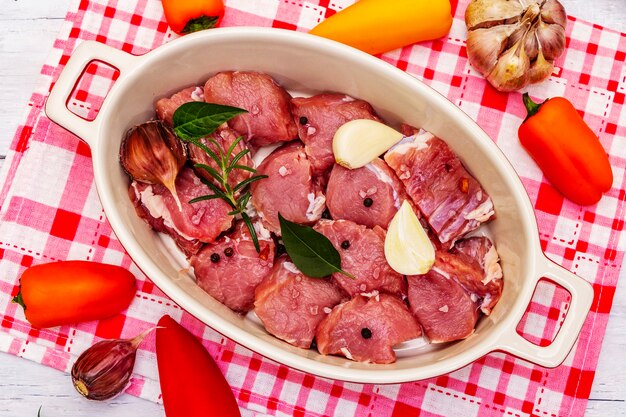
[434,247,503,315]
[399,123,420,137]
[254,256,346,348]
[316,294,421,363]
[452,236,503,286]
[407,271,478,343]
[130,167,233,248]
[325,158,406,229]
[313,220,405,296]
[155,86,204,126]
[128,185,203,257]
[191,221,275,313]
[385,132,494,247]
[250,142,326,233]
[203,71,298,146]
[187,127,254,190]
[291,93,382,178]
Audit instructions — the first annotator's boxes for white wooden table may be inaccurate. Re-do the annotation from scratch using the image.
[0,1,624,416]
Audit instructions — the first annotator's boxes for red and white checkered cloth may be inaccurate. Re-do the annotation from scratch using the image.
[1,0,625,416]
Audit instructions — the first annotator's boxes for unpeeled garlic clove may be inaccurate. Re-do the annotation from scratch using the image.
[467,24,518,75]
[333,119,404,169]
[541,0,567,28]
[509,23,539,61]
[71,328,153,401]
[528,48,554,83]
[120,120,187,210]
[487,39,531,92]
[536,20,566,61]
[384,200,435,275]
[465,0,524,29]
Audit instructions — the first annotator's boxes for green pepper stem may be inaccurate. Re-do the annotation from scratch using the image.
[12,290,26,310]
[522,92,545,120]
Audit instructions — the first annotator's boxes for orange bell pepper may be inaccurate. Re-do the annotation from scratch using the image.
[162,0,225,35]
[13,261,136,328]
[518,93,613,206]
[309,0,452,55]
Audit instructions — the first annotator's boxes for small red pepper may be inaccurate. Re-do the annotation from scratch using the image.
[162,0,225,35]
[518,93,613,206]
[156,315,241,417]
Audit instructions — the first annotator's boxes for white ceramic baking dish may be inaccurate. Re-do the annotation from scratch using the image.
[45,28,593,383]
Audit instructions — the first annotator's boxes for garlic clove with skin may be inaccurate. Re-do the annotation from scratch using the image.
[487,38,531,92]
[467,24,518,75]
[465,0,524,29]
[528,48,554,83]
[540,0,567,28]
[120,120,187,211]
[536,20,566,61]
[71,328,154,401]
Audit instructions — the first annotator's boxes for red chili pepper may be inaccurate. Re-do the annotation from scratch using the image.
[518,93,613,206]
[156,315,241,417]
[13,261,136,328]
[162,0,225,35]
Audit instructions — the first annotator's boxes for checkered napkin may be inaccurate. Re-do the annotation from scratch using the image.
[1,0,625,416]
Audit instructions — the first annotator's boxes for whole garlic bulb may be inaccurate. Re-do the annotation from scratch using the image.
[465,0,567,92]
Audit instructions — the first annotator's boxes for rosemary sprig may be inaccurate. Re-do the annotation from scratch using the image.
[184,135,267,252]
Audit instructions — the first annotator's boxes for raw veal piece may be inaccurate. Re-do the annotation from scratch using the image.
[407,271,478,343]
[250,142,326,233]
[155,85,204,126]
[316,294,422,364]
[204,71,298,146]
[254,256,346,348]
[385,132,494,246]
[130,167,233,255]
[325,158,406,229]
[187,127,254,190]
[291,93,381,178]
[191,222,275,313]
[314,219,405,296]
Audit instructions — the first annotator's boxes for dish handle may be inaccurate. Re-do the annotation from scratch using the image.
[496,256,594,367]
[45,41,136,148]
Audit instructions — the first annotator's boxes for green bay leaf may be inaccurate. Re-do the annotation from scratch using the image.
[279,213,353,278]
[173,102,247,141]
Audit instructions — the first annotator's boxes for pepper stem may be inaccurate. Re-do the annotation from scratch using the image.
[12,290,26,310]
[181,15,219,34]
[522,93,546,120]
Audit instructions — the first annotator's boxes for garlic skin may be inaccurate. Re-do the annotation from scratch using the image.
[465,0,567,92]
[71,329,152,401]
[120,120,187,210]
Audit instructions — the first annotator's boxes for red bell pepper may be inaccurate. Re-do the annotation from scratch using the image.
[518,93,613,206]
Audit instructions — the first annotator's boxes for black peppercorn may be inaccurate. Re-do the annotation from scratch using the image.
[224,247,234,257]
[322,209,331,219]
[361,328,372,339]
[341,240,350,249]
[299,116,308,125]
[363,197,373,207]
[210,253,220,263]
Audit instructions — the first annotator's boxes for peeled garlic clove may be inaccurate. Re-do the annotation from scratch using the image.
[528,48,554,83]
[536,20,566,61]
[385,200,435,275]
[333,119,404,169]
[120,120,187,210]
[465,0,524,30]
[541,0,567,28]
[71,329,152,401]
[467,24,518,75]
[487,40,531,92]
